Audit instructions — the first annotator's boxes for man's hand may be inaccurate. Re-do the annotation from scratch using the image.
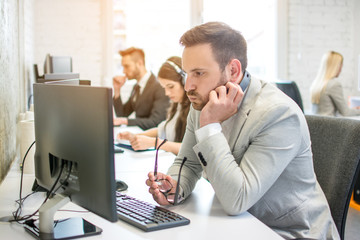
[113,117,128,126]
[200,82,244,127]
[117,132,154,151]
[113,75,127,98]
[117,131,135,141]
[146,171,177,206]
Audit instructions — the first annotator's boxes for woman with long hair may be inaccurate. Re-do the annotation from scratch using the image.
[310,51,360,116]
[117,56,190,155]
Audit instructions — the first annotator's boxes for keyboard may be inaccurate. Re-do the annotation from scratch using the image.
[116,192,190,232]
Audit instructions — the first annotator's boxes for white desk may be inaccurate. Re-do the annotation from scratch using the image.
[0,141,283,239]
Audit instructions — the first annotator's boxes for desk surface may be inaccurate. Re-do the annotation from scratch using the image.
[0,129,283,240]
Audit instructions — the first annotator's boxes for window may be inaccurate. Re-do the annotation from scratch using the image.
[110,0,278,83]
[112,0,191,77]
[203,0,277,81]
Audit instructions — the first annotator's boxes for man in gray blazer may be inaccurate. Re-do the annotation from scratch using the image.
[146,22,339,239]
[113,47,169,130]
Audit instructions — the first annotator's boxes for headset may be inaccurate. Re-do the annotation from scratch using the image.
[166,60,186,85]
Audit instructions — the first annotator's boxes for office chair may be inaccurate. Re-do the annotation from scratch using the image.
[275,81,304,112]
[305,115,360,240]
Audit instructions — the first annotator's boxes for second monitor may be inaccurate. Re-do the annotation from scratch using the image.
[44,54,72,74]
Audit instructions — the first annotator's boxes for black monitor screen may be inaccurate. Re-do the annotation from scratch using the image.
[30,83,117,238]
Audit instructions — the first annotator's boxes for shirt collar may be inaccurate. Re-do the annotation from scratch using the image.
[137,71,151,90]
[240,70,251,91]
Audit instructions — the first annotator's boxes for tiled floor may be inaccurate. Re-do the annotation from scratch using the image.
[345,206,360,239]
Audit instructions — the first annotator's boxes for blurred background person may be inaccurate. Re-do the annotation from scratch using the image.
[117,56,190,155]
[113,47,169,130]
[310,51,360,116]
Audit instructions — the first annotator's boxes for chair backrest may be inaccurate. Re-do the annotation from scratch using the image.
[305,115,360,239]
[276,81,304,112]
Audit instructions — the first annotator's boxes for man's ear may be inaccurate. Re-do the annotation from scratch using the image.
[136,59,144,68]
[228,59,243,84]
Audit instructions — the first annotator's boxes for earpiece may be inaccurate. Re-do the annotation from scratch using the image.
[166,60,186,85]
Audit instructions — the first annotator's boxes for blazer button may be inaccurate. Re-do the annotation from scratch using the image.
[198,152,207,166]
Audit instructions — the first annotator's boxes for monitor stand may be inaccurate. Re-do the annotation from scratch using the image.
[24,195,102,240]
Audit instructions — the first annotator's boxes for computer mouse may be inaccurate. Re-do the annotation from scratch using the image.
[116,180,128,192]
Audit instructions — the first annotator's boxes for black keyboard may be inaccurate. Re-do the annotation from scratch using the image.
[116,192,190,232]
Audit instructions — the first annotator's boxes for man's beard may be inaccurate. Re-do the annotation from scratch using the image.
[186,74,228,111]
[186,90,205,110]
[127,67,141,80]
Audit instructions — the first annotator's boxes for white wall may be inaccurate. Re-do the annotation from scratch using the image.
[0,0,21,182]
[33,0,106,86]
[0,0,35,183]
[287,0,358,111]
[355,0,360,91]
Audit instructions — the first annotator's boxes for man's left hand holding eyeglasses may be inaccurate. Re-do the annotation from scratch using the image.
[146,171,178,206]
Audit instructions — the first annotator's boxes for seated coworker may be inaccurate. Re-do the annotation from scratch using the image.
[113,47,170,130]
[117,56,190,155]
[310,51,360,116]
[146,22,340,239]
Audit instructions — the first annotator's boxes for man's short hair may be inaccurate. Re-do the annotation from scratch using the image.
[119,47,145,65]
[179,22,247,73]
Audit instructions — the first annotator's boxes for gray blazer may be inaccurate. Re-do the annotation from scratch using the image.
[168,76,339,239]
[312,79,360,116]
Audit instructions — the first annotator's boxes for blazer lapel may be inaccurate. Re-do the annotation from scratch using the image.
[134,73,155,108]
[221,76,262,149]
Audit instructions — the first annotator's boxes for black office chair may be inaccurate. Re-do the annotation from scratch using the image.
[275,81,304,112]
[305,115,360,240]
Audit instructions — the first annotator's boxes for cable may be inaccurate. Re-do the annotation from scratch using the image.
[27,94,33,110]
[10,154,81,232]
[11,160,66,223]
[53,161,73,193]
[11,140,75,226]
[11,141,36,222]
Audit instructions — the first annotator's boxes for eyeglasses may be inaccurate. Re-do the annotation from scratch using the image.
[153,138,188,205]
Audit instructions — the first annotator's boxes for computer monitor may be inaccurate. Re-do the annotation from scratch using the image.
[26,83,117,239]
[44,55,73,74]
[35,54,79,84]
